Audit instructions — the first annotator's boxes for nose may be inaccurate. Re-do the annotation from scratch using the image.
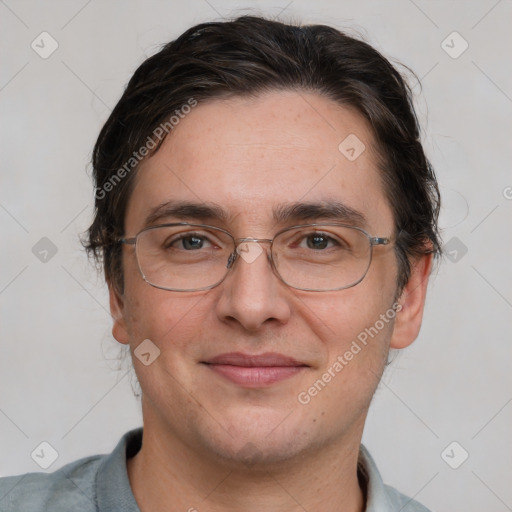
[214,241,292,332]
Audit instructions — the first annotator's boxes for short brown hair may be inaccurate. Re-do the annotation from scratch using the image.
[85,15,441,294]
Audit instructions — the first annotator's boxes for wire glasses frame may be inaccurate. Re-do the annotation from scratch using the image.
[118,222,391,292]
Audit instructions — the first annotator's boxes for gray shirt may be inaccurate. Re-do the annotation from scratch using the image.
[0,428,430,511]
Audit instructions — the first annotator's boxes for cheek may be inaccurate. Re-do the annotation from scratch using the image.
[293,279,399,410]
[121,251,204,345]
[296,292,398,416]
[124,289,211,349]
[121,289,214,412]
[299,285,396,351]
[297,244,399,338]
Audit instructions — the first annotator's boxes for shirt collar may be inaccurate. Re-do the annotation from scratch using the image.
[96,428,142,511]
[95,428,398,511]
[358,444,396,511]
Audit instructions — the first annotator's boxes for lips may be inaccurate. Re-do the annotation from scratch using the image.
[205,352,306,367]
[203,352,308,387]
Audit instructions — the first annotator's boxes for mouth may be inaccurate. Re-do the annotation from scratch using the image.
[202,352,309,388]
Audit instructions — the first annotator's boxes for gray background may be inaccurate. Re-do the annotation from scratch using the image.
[1,1,511,510]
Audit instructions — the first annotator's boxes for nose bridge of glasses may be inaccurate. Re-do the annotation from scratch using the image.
[235,237,273,244]
[225,238,273,269]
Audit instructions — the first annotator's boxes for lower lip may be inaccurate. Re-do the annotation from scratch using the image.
[205,364,305,387]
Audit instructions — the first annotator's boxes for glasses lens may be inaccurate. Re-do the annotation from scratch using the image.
[135,225,233,291]
[273,225,372,291]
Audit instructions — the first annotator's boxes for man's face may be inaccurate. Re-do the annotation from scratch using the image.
[112,91,402,465]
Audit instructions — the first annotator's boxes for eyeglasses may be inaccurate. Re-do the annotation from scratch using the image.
[119,223,391,292]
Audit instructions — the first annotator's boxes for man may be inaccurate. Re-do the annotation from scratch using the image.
[0,15,440,511]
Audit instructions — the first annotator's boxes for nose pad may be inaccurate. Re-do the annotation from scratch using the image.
[226,251,237,269]
[236,241,264,264]
[226,241,272,272]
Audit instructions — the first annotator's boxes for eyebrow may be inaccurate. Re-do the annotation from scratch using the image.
[144,201,229,227]
[143,199,367,229]
[273,201,367,227]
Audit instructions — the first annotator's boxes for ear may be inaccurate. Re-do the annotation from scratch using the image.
[109,283,130,345]
[390,252,433,349]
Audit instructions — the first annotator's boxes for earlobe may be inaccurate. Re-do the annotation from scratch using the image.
[109,284,130,345]
[390,253,433,349]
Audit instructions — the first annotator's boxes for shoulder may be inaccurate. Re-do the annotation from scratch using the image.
[0,454,105,512]
[0,428,142,512]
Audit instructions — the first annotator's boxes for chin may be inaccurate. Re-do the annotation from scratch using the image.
[210,435,310,470]
[194,407,316,468]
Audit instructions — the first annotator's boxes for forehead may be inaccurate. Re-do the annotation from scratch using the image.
[125,91,394,234]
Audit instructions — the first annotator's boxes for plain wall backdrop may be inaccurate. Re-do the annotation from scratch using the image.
[1,1,511,511]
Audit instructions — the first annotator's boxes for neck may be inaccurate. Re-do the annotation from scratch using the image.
[127,404,366,512]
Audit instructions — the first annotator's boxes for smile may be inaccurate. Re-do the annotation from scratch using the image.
[202,352,309,388]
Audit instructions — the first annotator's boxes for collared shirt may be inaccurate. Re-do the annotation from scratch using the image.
[0,428,431,511]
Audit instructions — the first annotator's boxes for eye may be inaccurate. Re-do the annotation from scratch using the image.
[181,235,208,250]
[166,233,213,250]
[300,233,339,250]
